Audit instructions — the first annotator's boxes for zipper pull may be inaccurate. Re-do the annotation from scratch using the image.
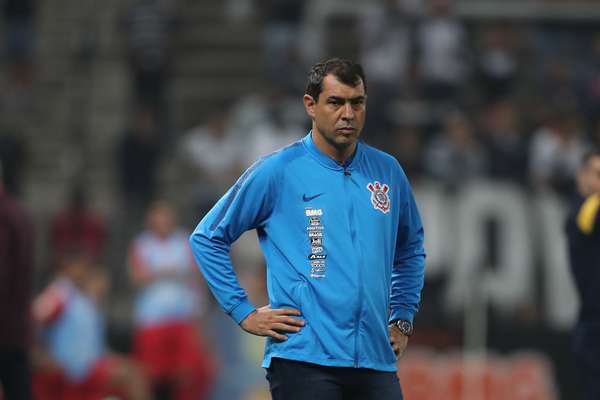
[344,170,351,176]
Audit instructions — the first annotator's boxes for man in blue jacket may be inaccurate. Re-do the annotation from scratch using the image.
[190,58,426,399]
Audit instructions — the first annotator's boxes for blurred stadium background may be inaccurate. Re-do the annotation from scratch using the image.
[2,0,600,398]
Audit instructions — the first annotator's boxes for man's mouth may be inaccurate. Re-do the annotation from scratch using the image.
[337,127,355,134]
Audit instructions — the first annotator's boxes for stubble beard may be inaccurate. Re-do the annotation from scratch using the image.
[319,127,359,151]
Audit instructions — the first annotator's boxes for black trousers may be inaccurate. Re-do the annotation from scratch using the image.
[573,321,600,400]
[0,349,31,400]
[266,358,403,400]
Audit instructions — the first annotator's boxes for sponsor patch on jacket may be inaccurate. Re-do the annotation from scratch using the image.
[367,181,391,214]
[306,208,327,278]
[311,246,324,254]
[305,208,323,217]
[310,260,326,278]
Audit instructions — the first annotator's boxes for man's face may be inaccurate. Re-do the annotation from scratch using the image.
[304,74,367,152]
[578,155,600,197]
[148,204,176,238]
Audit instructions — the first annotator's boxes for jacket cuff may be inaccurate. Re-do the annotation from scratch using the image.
[229,299,257,325]
[389,308,414,325]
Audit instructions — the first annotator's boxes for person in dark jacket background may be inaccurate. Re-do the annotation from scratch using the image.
[0,161,34,400]
[565,148,600,400]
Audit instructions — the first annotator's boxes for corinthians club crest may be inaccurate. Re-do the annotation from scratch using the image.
[367,181,391,214]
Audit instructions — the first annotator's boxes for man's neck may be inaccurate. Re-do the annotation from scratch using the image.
[312,129,356,164]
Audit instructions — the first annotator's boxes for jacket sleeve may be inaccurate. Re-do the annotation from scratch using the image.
[189,159,277,324]
[389,168,426,324]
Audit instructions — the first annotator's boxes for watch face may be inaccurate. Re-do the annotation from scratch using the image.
[397,320,413,336]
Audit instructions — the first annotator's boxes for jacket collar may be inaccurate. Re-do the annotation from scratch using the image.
[302,130,363,171]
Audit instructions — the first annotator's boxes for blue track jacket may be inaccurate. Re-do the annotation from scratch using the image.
[190,132,425,372]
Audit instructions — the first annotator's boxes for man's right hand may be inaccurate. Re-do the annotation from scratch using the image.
[240,305,305,341]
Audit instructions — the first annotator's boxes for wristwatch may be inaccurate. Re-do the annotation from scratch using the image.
[391,319,413,337]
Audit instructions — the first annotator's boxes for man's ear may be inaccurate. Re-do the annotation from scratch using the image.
[303,94,316,119]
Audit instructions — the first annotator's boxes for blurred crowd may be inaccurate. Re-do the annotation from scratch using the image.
[2,0,600,399]
[249,0,600,198]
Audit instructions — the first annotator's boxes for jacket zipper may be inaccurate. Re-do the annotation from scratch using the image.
[344,167,362,368]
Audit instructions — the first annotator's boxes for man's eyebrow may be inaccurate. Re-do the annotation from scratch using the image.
[327,95,366,101]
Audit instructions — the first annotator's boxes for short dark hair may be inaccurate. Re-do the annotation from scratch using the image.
[305,58,367,101]
[581,148,600,168]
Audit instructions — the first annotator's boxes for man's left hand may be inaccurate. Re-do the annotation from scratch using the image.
[389,324,409,359]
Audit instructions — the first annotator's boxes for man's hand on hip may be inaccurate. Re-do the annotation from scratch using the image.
[240,305,305,341]
[389,325,409,360]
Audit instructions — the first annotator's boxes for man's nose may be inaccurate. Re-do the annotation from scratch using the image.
[341,103,354,120]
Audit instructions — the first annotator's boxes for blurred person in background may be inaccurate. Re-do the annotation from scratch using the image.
[529,108,588,197]
[228,85,307,142]
[479,99,529,185]
[121,0,178,120]
[359,0,414,94]
[49,183,106,268]
[178,104,245,217]
[416,0,468,103]
[31,252,150,400]
[257,0,306,90]
[0,124,27,197]
[244,87,305,167]
[128,201,215,400]
[190,58,425,399]
[2,0,36,89]
[424,110,487,189]
[565,149,600,400]
[386,125,425,182]
[116,107,162,228]
[0,161,34,400]
[206,231,271,400]
[577,33,600,124]
[359,0,416,142]
[475,25,521,102]
[536,57,580,115]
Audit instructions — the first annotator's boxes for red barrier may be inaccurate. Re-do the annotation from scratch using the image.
[398,350,557,400]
